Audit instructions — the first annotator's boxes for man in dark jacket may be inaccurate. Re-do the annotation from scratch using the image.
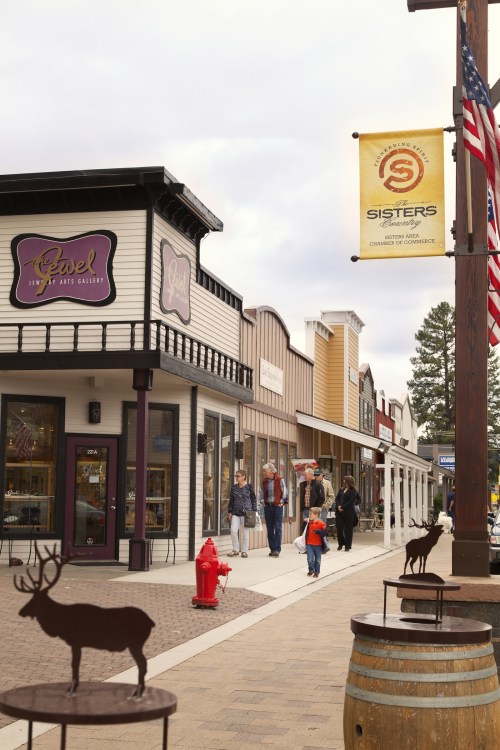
[299,468,325,529]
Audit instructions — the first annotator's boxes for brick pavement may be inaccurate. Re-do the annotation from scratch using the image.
[0,561,272,731]
[1,538,417,750]
[3,536,478,750]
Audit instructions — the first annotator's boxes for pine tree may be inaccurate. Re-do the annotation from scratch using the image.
[408,301,500,486]
[407,302,455,441]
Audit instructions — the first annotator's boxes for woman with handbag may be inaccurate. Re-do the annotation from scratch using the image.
[227,469,257,558]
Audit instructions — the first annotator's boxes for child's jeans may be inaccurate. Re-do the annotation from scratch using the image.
[306,543,322,574]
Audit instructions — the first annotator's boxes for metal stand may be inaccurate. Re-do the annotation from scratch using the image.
[0,682,177,749]
[383,577,461,624]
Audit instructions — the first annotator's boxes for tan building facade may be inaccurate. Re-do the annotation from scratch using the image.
[240,307,314,545]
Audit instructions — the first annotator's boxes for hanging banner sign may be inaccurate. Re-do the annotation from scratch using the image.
[359,128,445,259]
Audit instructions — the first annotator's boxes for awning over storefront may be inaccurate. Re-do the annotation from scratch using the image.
[296,411,430,473]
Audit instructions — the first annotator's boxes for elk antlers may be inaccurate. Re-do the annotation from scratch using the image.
[13,544,70,594]
[408,517,438,531]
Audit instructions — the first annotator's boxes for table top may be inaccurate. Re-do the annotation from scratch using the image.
[0,683,177,725]
[351,612,492,644]
[383,576,461,592]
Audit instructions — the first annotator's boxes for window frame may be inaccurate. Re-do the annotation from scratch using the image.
[121,401,179,538]
[1,394,65,539]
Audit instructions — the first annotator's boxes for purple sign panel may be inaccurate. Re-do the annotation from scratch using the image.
[10,231,117,308]
[160,239,191,324]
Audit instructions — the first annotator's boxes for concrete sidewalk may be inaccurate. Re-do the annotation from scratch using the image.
[0,531,446,750]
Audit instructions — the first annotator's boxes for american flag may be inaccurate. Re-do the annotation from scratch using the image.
[460,3,500,346]
[487,191,500,345]
[12,414,32,461]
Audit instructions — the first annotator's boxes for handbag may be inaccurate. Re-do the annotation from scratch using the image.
[244,510,257,528]
[293,521,309,552]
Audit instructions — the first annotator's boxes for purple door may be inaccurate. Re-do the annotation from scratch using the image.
[65,436,118,560]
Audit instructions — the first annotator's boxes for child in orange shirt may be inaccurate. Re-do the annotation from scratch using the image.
[306,507,327,578]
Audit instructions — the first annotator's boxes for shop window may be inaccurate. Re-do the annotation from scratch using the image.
[244,434,255,486]
[124,404,178,536]
[269,440,278,470]
[2,398,61,534]
[203,413,219,535]
[219,418,234,534]
[287,444,297,517]
[279,443,288,517]
[257,437,267,480]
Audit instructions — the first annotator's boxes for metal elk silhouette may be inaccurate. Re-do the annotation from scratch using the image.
[14,545,155,697]
[403,517,444,576]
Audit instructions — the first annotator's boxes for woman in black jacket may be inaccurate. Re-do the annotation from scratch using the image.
[335,475,358,551]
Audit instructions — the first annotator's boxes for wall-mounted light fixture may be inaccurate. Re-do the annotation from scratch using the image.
[88,401,101,424]
[235,441,244,459]
[197,433,208,453]
[399,437,409,447]
[377,442,390,454]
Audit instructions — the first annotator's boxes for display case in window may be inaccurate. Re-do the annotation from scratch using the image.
[3,462,55,531]
[125,467,171,532]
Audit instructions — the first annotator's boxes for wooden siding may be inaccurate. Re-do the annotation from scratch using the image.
[152,215,239,358]
[313,332,329,419]
[0,212,147,344]
[241,308,313,417]
[347,326,359,429]
[327,324,345,424]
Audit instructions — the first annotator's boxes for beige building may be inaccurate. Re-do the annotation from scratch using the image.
[0,166,253,567]
[240,306,314,546]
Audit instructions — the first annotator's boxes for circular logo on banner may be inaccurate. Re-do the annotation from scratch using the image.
[86,538,94,545]
[378,148,424,193]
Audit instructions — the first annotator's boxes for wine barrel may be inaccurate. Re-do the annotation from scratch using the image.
[344,613,500,749]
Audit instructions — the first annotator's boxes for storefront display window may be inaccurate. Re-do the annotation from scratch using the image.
[219,418,234,533]
[288,445,297,517]
[244,434,255,486]
[125,404,177,535]
[203,413,218,535]
[257,438,267,475]
[269,440,278,470]
[2,399,60,533]
[279,443,288,517]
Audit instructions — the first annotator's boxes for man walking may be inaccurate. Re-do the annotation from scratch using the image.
[300,468,324,529]
[261,463,287,557]
[315,468,335,524]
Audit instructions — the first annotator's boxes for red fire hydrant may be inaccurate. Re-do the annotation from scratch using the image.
[192,538,231,608]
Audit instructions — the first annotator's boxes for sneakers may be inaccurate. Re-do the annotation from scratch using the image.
[269,551,279,557]
[313,572,319,578]
[227,550,239,557]
[307,571,314,576]
[241,552,248,558]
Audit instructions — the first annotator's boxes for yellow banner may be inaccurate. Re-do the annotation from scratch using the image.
[359,128,445,259]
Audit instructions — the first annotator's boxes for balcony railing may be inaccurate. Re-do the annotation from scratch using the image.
[0,319,253,390]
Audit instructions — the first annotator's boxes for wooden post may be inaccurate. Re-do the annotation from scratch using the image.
[408,0,490,575]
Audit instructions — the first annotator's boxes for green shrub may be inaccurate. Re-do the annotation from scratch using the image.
[432,493,443,519]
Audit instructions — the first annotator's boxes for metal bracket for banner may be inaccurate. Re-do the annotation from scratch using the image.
[452,243,489,256]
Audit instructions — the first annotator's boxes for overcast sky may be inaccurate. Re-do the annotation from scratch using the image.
[2,1,499,398]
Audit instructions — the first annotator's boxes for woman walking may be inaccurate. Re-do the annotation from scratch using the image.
[227,469,257,557]
[335,475,358,552]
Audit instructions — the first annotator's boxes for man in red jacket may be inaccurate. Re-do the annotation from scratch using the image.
[261,463,288,557]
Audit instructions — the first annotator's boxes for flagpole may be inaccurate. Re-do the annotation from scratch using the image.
[461,2,475,251]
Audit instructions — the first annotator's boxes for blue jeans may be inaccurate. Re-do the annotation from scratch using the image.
[306,544,322,574]
[264,504,283,552]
